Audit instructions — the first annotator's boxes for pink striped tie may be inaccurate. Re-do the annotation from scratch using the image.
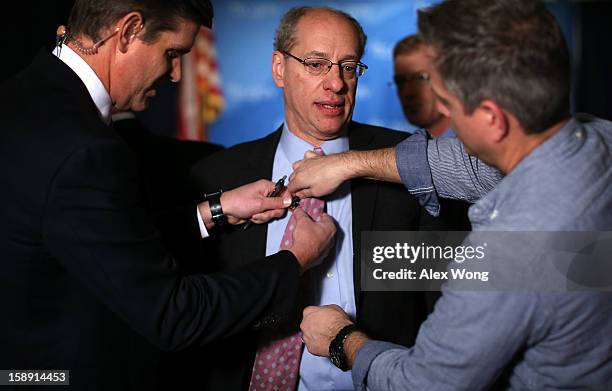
[248,148,325,391]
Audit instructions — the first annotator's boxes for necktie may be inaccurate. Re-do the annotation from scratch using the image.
[248,148,325,391]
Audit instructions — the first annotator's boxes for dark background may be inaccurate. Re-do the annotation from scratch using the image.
[3,0,611,138]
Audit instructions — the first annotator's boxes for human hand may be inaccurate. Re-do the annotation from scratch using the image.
[300,304,353,357]
[288,151,354,199]
[288,208,336,273]
[220,179,292,225]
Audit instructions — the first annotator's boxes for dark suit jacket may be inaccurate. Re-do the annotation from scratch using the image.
[113,117,224,213]
[114,117,224,268]
[188,123,433,390]
[0,50,302,390]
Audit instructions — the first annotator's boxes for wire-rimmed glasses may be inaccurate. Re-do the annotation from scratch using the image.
[282,51,368,79]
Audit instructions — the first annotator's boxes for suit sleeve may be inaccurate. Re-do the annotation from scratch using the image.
[42,139,300,351]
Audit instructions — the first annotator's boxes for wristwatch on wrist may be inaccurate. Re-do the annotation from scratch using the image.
[329,324,359,371]
[203,190,226,227]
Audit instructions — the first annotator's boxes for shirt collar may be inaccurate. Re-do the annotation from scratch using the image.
[279,123,349,161]
[53,45,113,125]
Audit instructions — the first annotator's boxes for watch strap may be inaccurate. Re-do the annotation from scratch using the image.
[204,190,226,227]
[329,324,359,371]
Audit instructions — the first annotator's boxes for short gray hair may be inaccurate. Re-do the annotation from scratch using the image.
[418,0,570,134]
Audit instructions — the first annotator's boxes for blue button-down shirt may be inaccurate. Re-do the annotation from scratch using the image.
[398,127,503,216]
[353,115,612,390]
[266,125,356,390]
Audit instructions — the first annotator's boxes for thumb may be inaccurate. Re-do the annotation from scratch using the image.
[303,150,318,159]
[260,195,292,210]
[287,171,308,195]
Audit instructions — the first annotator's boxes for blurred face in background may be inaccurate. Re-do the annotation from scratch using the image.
[393,45,444,129]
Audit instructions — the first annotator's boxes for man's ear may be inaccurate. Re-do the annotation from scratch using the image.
[117,12,145,53]
[271,51,286,88]
[479,99,509,143]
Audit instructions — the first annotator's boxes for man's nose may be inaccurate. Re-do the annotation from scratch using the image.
[322,64,345,92]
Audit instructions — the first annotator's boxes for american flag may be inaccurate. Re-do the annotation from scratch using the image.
[177,27,224,141]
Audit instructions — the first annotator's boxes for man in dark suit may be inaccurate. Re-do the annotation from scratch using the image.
[190,7,433,390]
[0,1,336,390]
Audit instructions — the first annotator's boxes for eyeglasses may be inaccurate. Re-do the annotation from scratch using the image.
[390,72,430,88]
[282,51,368,79]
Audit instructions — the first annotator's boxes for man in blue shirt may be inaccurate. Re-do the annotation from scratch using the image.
[290,0,612,389]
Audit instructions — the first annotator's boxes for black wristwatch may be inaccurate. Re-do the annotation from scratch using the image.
[329,324,359,371]
[203,190,227,227]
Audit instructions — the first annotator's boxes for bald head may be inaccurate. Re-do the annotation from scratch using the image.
[274,6,367,58]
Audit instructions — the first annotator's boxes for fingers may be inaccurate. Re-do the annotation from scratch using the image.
[287,156,315,195]
[291,159,303,173]
[317,212,334,225]
[302,305,338,319]
[255,178,277,194]
[328,304,343,312]
[303,305,318,318]
[292,207,313,222]
[302,305,345,325]
[286,183,309,198]
[250,208,287,224]
[303,150,318,159]
[287,172,302,194]
[292,208,333,226]
[279,187,291,199]
[286,173,312,200]
[259,195,292,210]
[253,179,292,208]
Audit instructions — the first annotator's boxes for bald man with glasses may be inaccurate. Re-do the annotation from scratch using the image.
[189,6,438,391]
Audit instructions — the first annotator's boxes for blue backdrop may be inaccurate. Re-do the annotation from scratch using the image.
[208,0,574,147]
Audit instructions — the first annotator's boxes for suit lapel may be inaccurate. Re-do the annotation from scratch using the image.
[244,123,383,309]
[241,127,284,259]
[348,123,380,309]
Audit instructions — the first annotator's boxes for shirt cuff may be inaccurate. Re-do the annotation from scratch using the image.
[196,206,210,239]
[395,130,440,217]
[352,340,404,391]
